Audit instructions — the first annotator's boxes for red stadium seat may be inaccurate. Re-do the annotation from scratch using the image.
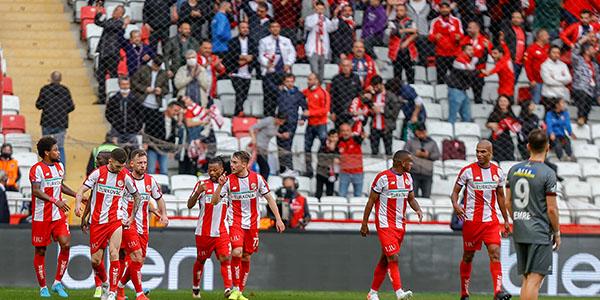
[232,117,257,138]
[80,6,105,41]
[2,115,26,134]
[3,76,13,95]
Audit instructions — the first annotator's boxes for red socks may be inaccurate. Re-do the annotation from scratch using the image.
[34,253,46,288]
[109,260,120,292]
[490,261,503,294]
[240,260,251,291]
[221,259,232,289]
[370,256,388,291]
[94,261,106,286]
[231,256,241,288]
[129,261,144,294]
[54,248,70,283]
[387,260,402,291]
[192,260,203,288]
[460,260,473,297]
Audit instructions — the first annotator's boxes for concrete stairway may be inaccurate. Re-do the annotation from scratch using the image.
[0,0,106,189]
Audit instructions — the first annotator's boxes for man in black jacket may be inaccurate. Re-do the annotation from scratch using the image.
[331,4,354,63]
[143,101,183,174]
[163,23,201,78]
[330,58,362,126]
[225,22,258,116]
[447,44,476,124]
[94,5,129,104]
[143,0,177,51]
[105,77,143,148]
[131,55,170,126]
[36,71,75,165]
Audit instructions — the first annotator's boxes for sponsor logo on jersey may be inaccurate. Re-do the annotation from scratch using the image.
[513,167,536,178]
[43,177,63,187]
[388,188,410,199]
[97,184,125,196]
[230,190,257,200]
[473,181,498,190]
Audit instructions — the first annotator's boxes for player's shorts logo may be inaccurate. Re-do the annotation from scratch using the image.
[117,180,124,187]
[33,236,44,243]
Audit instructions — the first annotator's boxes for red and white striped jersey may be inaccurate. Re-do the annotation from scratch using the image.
[371,169,413,229]
[84,165,138,225]
[29,162,65,222]
[123,174,162,235]
[194,180,229,237]
[455,162,505,223]
[219,171,270,230]
[372,92,386,130]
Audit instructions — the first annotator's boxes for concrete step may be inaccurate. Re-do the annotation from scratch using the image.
[0,3,65,13]
[13,77,91,88]
[0,0,60,3]
[0,12,68,22]
[0,30,75,41]
[9,68,90,78]
[0,39,76,49]
[0,22,71,31]
[3,49,85,59]
[8,58,86,68]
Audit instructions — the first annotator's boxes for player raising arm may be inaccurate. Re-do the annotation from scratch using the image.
[30,137,78,298]
[360,150,423,300]
[211,151,285,300]
[505,129,560,300]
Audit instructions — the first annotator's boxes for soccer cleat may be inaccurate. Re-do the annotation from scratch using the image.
[494,291,512,300]
[192,287,201,298]
[238,292,249,300]
[396,290,413,300]
[107,291,117,300]
[94,286,103,298]
[224,288,232,298]
[143,288,151,295]
[460,297,469,300]
[40,287,51,298]
[228,289,249,300]
[135,294,149,300]
[100,282,110,300]
[52,282,69,298]
[366,291,380,300]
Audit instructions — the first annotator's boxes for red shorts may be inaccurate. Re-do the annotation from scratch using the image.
[462,221,501,251]
[140,234,149,257]
[230,227,259,254]
[121,226,142,254]
[31,218,70,247]
[377,227,406,256]
[195,233,231,261]
[90,221,123,254]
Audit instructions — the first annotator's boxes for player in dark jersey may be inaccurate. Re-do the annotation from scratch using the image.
[506,129,561,300]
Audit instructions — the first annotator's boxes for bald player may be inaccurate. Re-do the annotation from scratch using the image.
[450,140,512,300]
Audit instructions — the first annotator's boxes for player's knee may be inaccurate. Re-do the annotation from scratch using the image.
[241,253,251,261]
[91,256,102,266]
[35,247,46,256]
[218,255,231,263]
[386,254,399,262]
[131,250,143,263]
[231,248,243,258]
[462,252,475,262]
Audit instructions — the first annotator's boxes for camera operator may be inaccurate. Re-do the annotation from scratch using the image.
[268,177,311,230]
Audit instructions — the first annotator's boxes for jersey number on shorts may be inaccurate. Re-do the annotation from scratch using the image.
[514,178,530,209]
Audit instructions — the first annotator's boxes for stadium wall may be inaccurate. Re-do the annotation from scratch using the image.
[1,226,599,296]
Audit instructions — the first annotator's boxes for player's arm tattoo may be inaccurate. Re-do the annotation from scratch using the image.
[61,182,77,198]
[131,192,142,218]
[495,186,510,223]
[265,192,284,222]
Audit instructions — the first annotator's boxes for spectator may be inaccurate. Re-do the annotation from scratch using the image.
[385,78,426,140]
[243,0,274,19]
[197,41,227,101]
[366,75,401,156]
[546,99,576,161]
[259,22,296,116]
[345,41,378,88]
[541,46,572,104]
[388,4,418,84]
[571,37,600,125]
[0,145,20,192]
[225,22,258,116]
[181,96,220,172]
[272,177,311,229]
[337,123,365,197]
[517,100,541,159]
[315,129,339,199]
[302,73,331,177]
[330,4,355,63]
[560,9,599,49]
[273,0,301,44]
[304,1,340,80]
[94,5,129,104]
[524,29,550,104]
[250,112,287,179]
[461,21,491,103]
[486,96,517,161]
[403,123,439,198]
[500,11,526,82]
[362,0,387,58]
[277,74,307,173]
[143,0,176,51]
[428,0,463,84]
[105,77,143,147]
[163,23,201,79]
[301,0,330,21]
[406,0,433,63]
[174,49,209,106]
[86,134,118,175]
[122,30,155,77]
[144,101,183,174]
[178,0,211,41]
[447,44,476,124]
[330,58,362,126]
[562,0,600,25]
[211,1,233,57]
[0,171,8,224]
[35,71,75,165]
[131,55,170,123]
[481,40,515,103]
[244,2,272,43]
[456,0,485,27]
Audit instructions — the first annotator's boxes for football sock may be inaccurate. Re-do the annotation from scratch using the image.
[221,259,233,288]
[370,256,387,291]
[33,253,46,288]
[387,260,402,291]
[92,261,107,284]
[460,260,473,297]
[118,258,128,286]
[129,260,144,294]
[490,261,503,294]
[240,260,251,292]
[231,256,241,288]
[192,259,203,288]
[54,247,70,282]
[109,260,120,292]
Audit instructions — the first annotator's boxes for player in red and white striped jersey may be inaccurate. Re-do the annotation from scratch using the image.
[187,157,232,299]
[76,148,142,300]
[450,140,512,300]
[30,137,79,298]
[360,150,423,300]
[212,151,285,300]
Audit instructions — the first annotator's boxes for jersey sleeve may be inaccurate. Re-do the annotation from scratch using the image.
[545,170,558,196]
[372,173,386,194]
[150,177,163,200]
[456,167,470,187]
[83,168,100,188]
[406,173,414,192]
[219,180,230,198]
[29,165,43,184]
[258,175,270,196]
[124,174,138,194]
[497,167,506,187]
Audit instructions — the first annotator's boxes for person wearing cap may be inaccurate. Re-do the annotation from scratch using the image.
[428,0,463,84]
[403,123,440,198]
[250,112,288,180]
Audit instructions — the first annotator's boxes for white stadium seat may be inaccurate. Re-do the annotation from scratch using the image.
[555,162,582,181]
[411,84,435,102]
[573,143,599,163]
[267,176,283,192]
[216,134,239,154]
[292,64,311,77]
[217,79,235,96]
[431,179,455,198]
[150,174,170,190]
[564,181,592,203]
[170,175,198,192]
[2,95,20,115]
[423,102,442,121]
[570,124,591,142]
[306,196,321,219]
[582,163,600,179]
[499,161,520,173]
[427,121,453,140]
[5,133,32,153]
[12,152,38,168]
[320,196,348,220]
[348,197,368,220]
[454,122,481,144]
